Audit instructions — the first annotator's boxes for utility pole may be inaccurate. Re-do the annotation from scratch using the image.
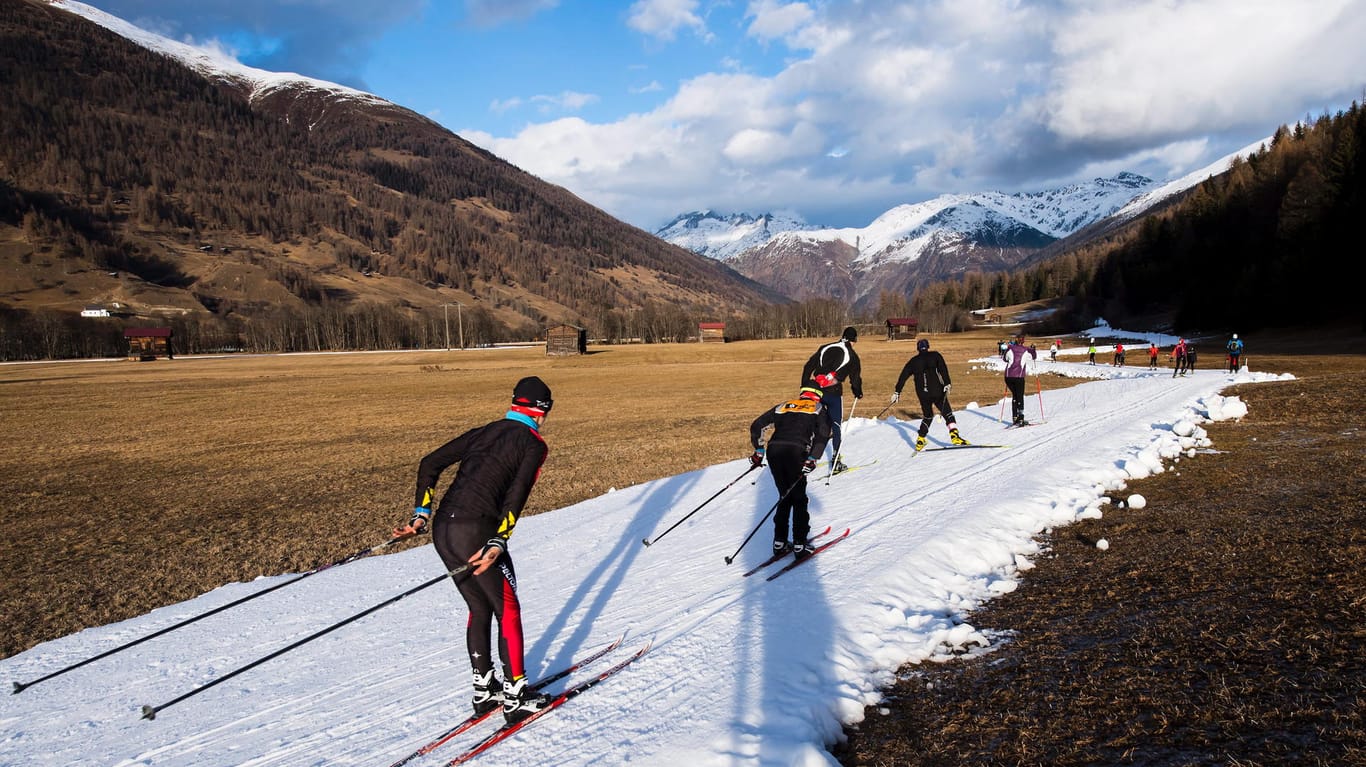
[442,301,465,350]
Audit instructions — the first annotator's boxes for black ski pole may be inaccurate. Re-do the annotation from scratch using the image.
[643,464,760,547]
[12,532,417,695]
[140,563,470,720]
[724,479,803,564]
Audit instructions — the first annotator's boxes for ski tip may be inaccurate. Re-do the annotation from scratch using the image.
[140,704,158,721]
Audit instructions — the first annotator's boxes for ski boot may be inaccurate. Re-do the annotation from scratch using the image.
[949,429,968,446]
[914,436,926,452]
[772,540,793,556]
[832,459,848,474]
[471,669,504,716]
[793,540,815,559]
[502,675,551,724]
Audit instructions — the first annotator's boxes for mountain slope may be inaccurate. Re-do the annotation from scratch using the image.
[657,174,1157,307]
[0,0,780,349]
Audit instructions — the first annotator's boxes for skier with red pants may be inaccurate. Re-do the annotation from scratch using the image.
[394,376,554,724]
[750,387,832,558]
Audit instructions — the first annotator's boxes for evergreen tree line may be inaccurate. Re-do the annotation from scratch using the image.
[900,104,1366,334]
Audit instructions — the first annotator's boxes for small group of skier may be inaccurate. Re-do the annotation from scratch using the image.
[396,326,1247,727]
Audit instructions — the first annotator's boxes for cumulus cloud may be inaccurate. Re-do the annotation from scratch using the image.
[476,0,1365,227]
[627,0,709,41]
[745,0,814,42]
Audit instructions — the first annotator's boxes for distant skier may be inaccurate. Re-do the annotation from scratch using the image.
[1003,332,1037,426]
[1171,338,1188,377]
[1087,338,1097,365]
[998,339,1008,359]
[892,338,968,451]
[394,376,555,724]
[1187,342,1198,372]
[1148,342,1159,370]
[1113,342,1126,367]
[800,327,863,473]
[750,386,832,559]
[1049,339,1060,363]
[1226,333,1244,372]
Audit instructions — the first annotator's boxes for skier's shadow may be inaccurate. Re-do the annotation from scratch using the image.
[733,472,839,764]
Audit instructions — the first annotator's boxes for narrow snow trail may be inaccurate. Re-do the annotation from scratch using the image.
[0,364,1286,767]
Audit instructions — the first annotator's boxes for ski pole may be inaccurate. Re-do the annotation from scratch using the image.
[140,563,470,720]
[999,388,1008,422]
[1036,374,1045,422]
[724,479,804,565]
[12,532,417,695]
[825,398,858,486]
[642,464,760,547]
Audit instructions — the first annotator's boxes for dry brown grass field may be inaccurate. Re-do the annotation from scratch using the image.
[0,330,1044,659]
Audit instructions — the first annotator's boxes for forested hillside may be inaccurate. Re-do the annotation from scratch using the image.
[0,0,780,358]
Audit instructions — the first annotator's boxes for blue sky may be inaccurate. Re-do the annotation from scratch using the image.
[74,1,1366,230]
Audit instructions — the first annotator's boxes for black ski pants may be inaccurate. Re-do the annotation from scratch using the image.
[916,393,956,438]
[766,441,811,545]
[433,519,528,682]
[1006,376,1027,424]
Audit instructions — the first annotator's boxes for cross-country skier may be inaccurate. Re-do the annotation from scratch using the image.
[1003,333,1037,426]
[1148,342,1159,369]
[1171,338,1188,377]
[750,386,832,559]
[1087,338,1097,365]
[800,326,863,473]
[1113,342,1126,367]
[1227,333,1244,372]
[393,376,555,724]
[1187,342,1198,372]
[892,338,967,451]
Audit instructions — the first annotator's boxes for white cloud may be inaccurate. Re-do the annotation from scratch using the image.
[745,0,814,42]
[1044,0,1366,142]
[531,91,600,112]
[630,80,664,94]
[489,97,523,114]
[470,0,1366,228]
[627,0,708,41]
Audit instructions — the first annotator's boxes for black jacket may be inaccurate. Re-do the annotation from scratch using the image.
[800,339,863,399]
[415,416,547,542]
[751,396,833,459]
[895,350,951,400]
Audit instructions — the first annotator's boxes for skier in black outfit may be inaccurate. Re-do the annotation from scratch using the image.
[892,338,968,451]
[800,326,863,472]
[750,386,833,558]
[394,376,554,724]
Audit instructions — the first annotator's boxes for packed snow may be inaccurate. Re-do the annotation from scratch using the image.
[1,356,1293,766]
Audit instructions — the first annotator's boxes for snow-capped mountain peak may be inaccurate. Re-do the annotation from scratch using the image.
[654,210,812,261]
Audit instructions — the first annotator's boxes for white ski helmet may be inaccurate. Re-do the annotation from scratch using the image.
[1232,333,1238,339]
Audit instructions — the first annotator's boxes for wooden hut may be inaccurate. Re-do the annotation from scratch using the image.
[698,322,726,343]
[124,327,173,360]
[545,323,587,356]
[884,317,918,341]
